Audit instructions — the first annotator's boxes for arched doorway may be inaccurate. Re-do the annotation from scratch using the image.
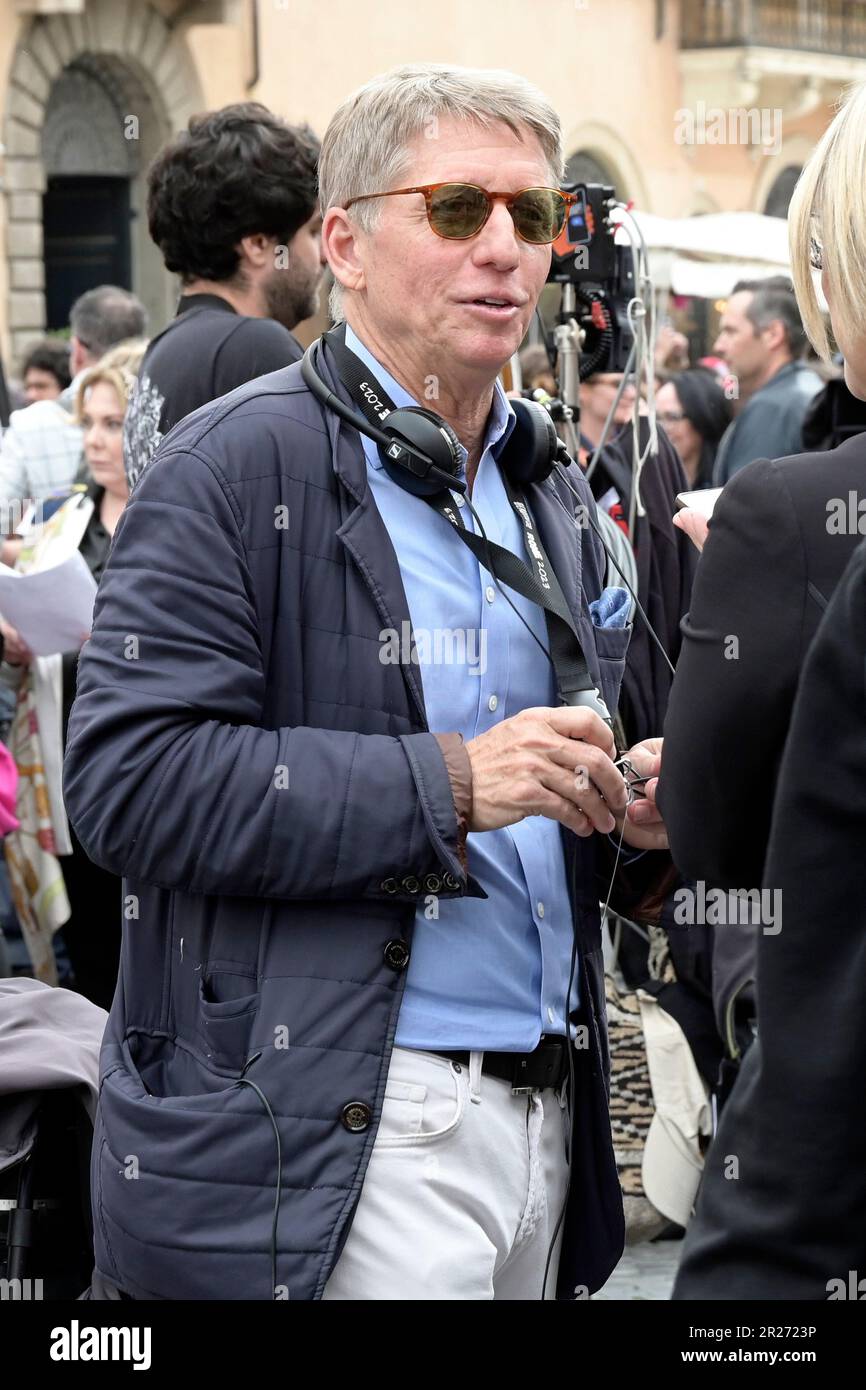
[41,60,141,330]
[565,150,620,192]
[763,165,803,219]
[3,0,204,364]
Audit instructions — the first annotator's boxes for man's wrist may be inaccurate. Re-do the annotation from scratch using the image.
[434,732,473,872]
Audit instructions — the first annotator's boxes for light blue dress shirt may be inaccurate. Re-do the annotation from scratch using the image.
[345,324,578,1051]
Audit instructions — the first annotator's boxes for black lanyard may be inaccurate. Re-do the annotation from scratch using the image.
[322,328,608,716]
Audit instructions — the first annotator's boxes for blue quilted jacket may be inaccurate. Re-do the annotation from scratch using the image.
[63,344,630,1300]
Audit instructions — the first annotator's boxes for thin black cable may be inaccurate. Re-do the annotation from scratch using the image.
[541,787,632,1300]
[548,466,676,679]
[236,1075,282,1300]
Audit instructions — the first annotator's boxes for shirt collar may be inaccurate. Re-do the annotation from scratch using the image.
[343,322,516,473]
[176,293,237,317]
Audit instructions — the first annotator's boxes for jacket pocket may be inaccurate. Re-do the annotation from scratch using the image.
[195,973,260,1073]
[593,622,632,717]
[95,1044,283,1300]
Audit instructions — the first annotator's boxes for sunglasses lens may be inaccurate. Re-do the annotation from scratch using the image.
[512,189,567,244]
[428,184,490,238]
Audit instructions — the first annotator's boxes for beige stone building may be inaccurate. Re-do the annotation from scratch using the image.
[1,0,865,375]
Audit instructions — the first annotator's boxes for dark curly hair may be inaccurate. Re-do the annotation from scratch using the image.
[147,103,319,283]
[21,337,72,390]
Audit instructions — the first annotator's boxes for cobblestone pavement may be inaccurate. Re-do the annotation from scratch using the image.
[596,1239,684,1299]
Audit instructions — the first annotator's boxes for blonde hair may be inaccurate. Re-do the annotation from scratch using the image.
[319,63,565,321]
[788,80,866,359]
[73,337,148,422]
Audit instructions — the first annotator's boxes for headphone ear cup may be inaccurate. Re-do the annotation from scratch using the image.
[408,408,463,471]
[501,398,559,486]
[377,406,464,496]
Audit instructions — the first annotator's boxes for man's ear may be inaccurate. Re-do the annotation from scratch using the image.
[322,207,366,296]
[762,317,787,353]
[69,335,89,376]
[235,233,275,272]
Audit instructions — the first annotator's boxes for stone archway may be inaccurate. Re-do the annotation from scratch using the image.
[561,120,651,210]
[762,165,803,220]
[3,0,205,362]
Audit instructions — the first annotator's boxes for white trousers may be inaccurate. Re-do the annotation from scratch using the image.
[322,1045,571,1300]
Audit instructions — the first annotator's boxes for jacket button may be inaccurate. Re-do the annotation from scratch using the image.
[401,875,421,894]
[384,939,410,971]
[443,872,460,891]
[424,874,442,893]
[341,1102,372,1133]
[380,878,399,894]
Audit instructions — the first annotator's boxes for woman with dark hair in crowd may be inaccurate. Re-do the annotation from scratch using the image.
[655,367,733,488]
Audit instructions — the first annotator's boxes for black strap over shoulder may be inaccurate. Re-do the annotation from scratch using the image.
[319,330,609,721]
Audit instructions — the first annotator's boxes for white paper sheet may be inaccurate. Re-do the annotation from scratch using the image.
[0,550,98,656]
[675,487,722,520]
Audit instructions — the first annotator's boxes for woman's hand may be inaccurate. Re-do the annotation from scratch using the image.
[673,507,710,552]
[1,619,33,667]
[613,737,669,851]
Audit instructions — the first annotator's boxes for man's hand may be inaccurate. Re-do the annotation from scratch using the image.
[1,619,33,668]
[465,706,627,838]
[615,737,669,850]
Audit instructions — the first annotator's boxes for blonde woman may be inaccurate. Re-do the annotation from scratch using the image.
[667,79,866,1298]
[0,339,146,1003]
[659,79,866,897]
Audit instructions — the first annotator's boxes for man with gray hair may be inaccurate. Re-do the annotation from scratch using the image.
[65,63,669,1303]
[0,286,147,542]
[712,275,822,484]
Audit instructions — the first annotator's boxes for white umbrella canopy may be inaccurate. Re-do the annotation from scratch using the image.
[618,210,795,297]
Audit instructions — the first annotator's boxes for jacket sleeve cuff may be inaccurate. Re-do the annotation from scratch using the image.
[433,733,473,873]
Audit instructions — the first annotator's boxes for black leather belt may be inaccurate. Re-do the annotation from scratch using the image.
[432,1035,570,1093]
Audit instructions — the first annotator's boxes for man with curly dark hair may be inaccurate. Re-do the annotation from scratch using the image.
[124,103,323,488]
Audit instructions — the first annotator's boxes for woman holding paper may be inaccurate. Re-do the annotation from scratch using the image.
[0,340,145,1005]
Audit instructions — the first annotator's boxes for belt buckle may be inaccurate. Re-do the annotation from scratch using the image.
[510,1055,539,1095]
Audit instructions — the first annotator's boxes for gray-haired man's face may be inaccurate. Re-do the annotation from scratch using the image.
[335,117,553,389]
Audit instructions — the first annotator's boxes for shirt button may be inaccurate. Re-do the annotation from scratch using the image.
[488,694,498,712]
[537,901,545,918]
[485,585,495,603]
[454,493,466,508]
[547,1006,557,1026]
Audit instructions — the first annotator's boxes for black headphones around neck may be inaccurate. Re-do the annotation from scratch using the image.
[301,328,563,498]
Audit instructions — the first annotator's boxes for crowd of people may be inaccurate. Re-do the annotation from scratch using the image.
[1,60,865,1302]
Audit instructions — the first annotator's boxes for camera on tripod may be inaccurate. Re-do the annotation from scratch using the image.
[548,182,636,380]
[520,183,636,412]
